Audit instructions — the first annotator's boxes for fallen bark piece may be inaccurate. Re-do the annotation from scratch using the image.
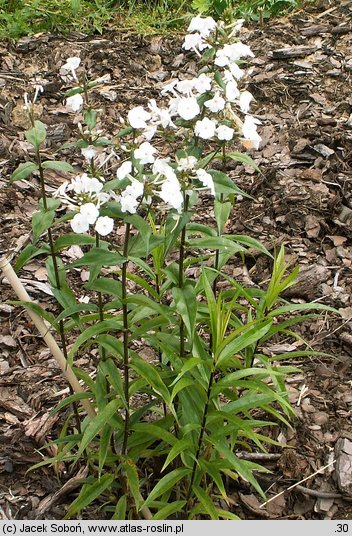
[335,438,352,495]
[281,264,331,300]
[269,46,318,59]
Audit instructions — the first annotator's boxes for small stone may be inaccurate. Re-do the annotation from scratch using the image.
[335,438,352,494]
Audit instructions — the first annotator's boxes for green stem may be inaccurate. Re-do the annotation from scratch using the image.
[212,145,226,297]
[35,148,81,432]
[185,369,214,514]
[95,232,106,361]
[121,222,131,455]
[178,194,189,359]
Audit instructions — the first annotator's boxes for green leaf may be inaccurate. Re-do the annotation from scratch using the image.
[32,210,56,244]
[98,424,113,476]
[172,285,197,342]
[87,278,122,300]
[84,109,97,131]
[227,151,260,172]
[121,459,141,510]
[131,423,177,447]
[112,495,127,520]
[14,244,50,272]
[152,501,186,520]
[53,303,99,326]
[7,300,55,326]
[161,438,193,472]
[193,485,219,519]
[188,236,245,254]
[130,356,171,406]
[68,319,122,363]
[75,400,120,460]
[217,321,272,366]
[41,160,75,173]
[210,438,267,499]
[70,248,124,268]
[209,170,251,198]
[65,473,115,518]
[49,392,93,416]
[142,468,190,508]
[214,71,226,92]
[214,200,232,235]
[199,459,227,501]
[99,357,127,409]
[97,337,124,360]
[11,162,39,182]
[25,120,47,150]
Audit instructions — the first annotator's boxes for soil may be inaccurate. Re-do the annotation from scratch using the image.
[0,0,352,521]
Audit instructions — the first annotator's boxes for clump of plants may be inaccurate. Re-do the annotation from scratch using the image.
[9,16,332,519]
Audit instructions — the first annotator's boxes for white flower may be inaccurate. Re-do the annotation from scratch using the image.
[242,115,262,149]
[71,212,89,234]
[183,33,209,54]
[69,174,103,195]
[81,146,97,160]
[161,79,178,96]
[116,161,132,180]
[177,156,198,172]
[239,91,253,114]
[226,81,240,102]
[159,178,183,210]
[120,194,139,214]
[214,54,230,68]
[62,56,81,79]
[66,93,83,112]
[177,97,200,121]
[229,19,245,36]
[187,16,216,38]
[176,79,195,95]
[134,141,157,165]
[80,203,99,224]
[194,117,216,140]
[196,169,215,195]
[224,42,254,61]
[128,106,151,129]
[95,216,114,236]
[148,99,175,129]
[153,159,177,181]
[228,63,244,80]
[216,124,234,141]
[204,92,225,113]
[143,125,158,140]
[168,97,181,116]
[63,57,81,72]
[193,73,212,94]
[54,181,69,198]
[124,178,144,199]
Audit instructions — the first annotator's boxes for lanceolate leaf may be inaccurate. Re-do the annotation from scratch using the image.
[65,473,115,519]
[11,161,39,182]
[227,151,261,172]
[172,285,197,342]
[41,160,75,173]
[53,234,96,251]
[75,399,120,459]
[142,468,190,508]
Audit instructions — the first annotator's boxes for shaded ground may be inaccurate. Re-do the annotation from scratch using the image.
[0,0,352,520]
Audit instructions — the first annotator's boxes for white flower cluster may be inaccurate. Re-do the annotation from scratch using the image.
[54,173,114,236]
[56,17,261,233]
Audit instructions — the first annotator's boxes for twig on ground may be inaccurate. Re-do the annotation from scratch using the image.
[260,459,336,508]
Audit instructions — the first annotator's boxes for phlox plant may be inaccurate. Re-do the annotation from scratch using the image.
[10,15,333,520]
